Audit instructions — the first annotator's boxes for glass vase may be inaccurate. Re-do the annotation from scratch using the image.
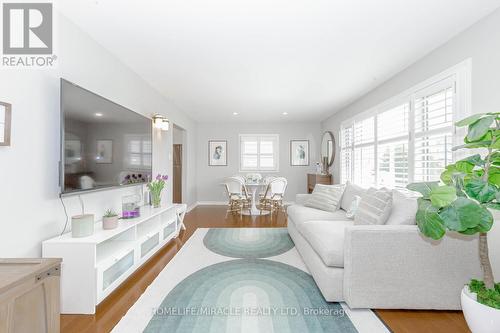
[122,194,141,219]
[151,191,161,208]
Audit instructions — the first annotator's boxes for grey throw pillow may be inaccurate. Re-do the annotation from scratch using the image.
[354,187,393,225]
[304,184,345,212]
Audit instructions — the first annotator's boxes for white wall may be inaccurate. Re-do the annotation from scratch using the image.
[321,8,500,277]
[0,14,197,257]
[196,122,321,203]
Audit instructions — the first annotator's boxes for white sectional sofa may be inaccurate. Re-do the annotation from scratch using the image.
[287,182,482,310]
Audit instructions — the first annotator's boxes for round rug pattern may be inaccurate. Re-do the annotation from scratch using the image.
[144,259,357,333]
[203,228,294,258]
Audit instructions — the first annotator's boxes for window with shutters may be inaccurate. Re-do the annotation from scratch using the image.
[353,117,376,187]
[377,103,410,187]
[239,134,279,172]
[339,61,470,187]
[413,81,455,182]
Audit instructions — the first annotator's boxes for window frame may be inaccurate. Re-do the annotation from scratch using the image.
[239,134,280,172]
[339,59,471,187]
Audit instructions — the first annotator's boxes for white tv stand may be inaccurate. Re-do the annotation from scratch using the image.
[42,204,186,314]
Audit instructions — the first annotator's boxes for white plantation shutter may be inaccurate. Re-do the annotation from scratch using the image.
[377,141,408,187]
[340,125,353,183]
[353,146,375,187]
[413,79,455,182]
[240,135,279,171]
[377,103,409,141]
[352,117,376,186]
[339,72,461,187]
[241,136,258,169]
[377,102,410,187]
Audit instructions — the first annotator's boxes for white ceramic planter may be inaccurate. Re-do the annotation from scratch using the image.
[102,216,119,230]
[71,214,95,238]
[461,286,500,333]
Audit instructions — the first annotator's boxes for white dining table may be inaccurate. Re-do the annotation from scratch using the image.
[242,182,270,216]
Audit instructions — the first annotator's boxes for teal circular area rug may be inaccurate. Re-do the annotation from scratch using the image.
[203,228,294,258]
[144,259,357,333]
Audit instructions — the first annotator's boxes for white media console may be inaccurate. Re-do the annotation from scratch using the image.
[42,204,186,314]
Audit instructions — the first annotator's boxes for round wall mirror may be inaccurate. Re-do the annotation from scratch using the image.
[320,131,336,167]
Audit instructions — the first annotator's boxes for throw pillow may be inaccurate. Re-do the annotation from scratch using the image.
[304,184,345,212]
[385,189,418,225]
[354,187,393,225]
[340,181,367,211]
[345,195,361,219]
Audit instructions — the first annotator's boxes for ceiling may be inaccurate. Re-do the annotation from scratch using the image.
[58,0,500,123]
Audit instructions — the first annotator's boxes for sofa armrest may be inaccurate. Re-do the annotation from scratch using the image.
[343,225,481,309]
[295,194,311,205]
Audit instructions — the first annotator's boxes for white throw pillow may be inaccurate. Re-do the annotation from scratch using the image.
[385,189,418,225]
[304,184,345,212]
[340,181,367,211]
[354,187,393,225]
[345,195,361,219]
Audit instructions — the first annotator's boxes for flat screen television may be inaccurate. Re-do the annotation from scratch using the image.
[60,79,152,195]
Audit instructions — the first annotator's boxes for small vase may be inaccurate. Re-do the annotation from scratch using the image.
[151,191,161,208]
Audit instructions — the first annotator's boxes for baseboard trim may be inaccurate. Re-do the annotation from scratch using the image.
[186,201,295,213]
[186,202,198,212]
[196,201,227,206]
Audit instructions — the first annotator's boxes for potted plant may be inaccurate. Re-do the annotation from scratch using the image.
[102,209,119,230]
[407,112,500,333]
[148,174,168,208]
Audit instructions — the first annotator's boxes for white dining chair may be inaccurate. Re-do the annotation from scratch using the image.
[259,177,288,215]
[223,177,251,216]
[258,176,276,197]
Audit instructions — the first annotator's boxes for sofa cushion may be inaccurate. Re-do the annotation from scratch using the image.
[287,205,348,227]
[386,189,418,225]
[296,219,353,267]
[304,184,344,212]
[354,187,393,225]
[340,181,367,211]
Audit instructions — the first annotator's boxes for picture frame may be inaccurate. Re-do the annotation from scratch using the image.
[0,102,12,146]
[208,140,227,166]
[96,140,113,164]
[290,140,309,166]
[65,139,82,164]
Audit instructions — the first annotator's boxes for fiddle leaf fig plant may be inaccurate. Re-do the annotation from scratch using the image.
[407,112,500,308]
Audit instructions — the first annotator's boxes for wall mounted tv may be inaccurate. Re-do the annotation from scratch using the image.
[61,79,152,195]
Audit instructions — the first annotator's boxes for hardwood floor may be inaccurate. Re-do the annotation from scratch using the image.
[60,205,470,333]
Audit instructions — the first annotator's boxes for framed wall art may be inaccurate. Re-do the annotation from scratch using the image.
[0,102,12,146]
[290,140,309,166]
[208,140,227,166]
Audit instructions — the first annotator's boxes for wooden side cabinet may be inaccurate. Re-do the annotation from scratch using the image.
[307,173,333,193]
[0,258,61,333]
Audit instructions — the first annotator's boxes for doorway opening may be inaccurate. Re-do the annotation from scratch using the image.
[172,125,186,204]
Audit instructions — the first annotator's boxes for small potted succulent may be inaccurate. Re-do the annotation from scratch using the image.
[102,209,119,230]
[407,112,500,333]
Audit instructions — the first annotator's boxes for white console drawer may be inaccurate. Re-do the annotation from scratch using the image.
[97,249,135,301]
[163,222,177,240]
[140,232,160,258]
